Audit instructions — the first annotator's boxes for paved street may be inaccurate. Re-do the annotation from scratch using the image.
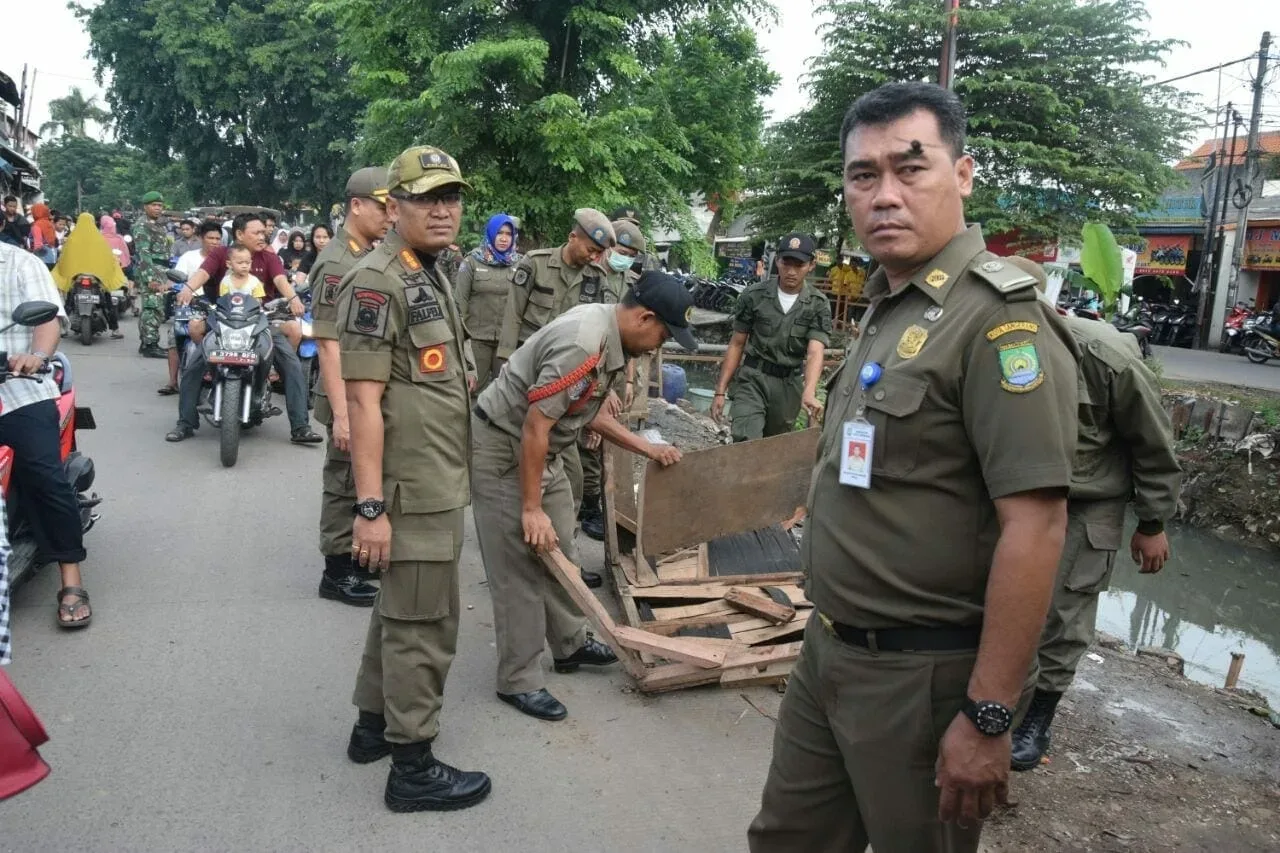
[1153,344,1280,393]
[2,318,777,852]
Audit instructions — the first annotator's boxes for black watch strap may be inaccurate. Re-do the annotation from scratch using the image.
[962,697,1014,736]
[352,498,387,519]
[1136,518,1165,535]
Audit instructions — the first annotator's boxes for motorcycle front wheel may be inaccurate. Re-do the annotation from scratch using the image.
[219,381,243,467]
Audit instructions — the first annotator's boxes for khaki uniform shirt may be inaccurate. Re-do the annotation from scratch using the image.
[734,280,834,370]
[337,229,473,516]
[497,246,615,358]
[1067,316,1181,521]
[806,226,1079,628]
[478,304,627,455]
[455,253,516,343]
[310,227,373,342]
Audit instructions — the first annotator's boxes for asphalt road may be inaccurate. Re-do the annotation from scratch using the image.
[2,318,779,852]
[1153,344,1280,393]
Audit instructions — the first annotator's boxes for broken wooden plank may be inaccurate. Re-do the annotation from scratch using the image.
[636,429,819,556]
[648,600,736,622]
[634,554,661,588]
[696,542,709,579]
[655,554,701,582]
[617,553,641,586]
[659,571,805,587]
[632,583,734,601]
[732,613,808,645]
[540,549,647,680]
[725,587,796,626]
[719,659,795,688]
[638,642,803,693]
[612,625,737,669]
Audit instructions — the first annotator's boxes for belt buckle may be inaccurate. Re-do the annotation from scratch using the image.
[818,611,835,636]
[865,628,879,654]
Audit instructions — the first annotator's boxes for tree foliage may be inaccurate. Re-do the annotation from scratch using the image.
[38,136,192,215]
[748,0,1198,242]
[39,87,111,139]
[319,0,777,246]
[75,0,363,206]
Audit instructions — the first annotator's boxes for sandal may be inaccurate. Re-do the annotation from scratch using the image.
[157,384,178,396]
[56,586,92,630]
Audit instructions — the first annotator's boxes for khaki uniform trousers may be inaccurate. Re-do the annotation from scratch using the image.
[351,507,464,744]
[1037,499,1125,693]
[470,416,589,695]
[472,339,501,392]
[730,365,802,442]
[315,396,356,558]
[749,611,990,853]
[562,441,584,513]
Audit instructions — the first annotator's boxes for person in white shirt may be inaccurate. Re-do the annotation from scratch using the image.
[159,221,224,396]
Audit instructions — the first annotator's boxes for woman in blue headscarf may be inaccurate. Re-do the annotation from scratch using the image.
[456,213,520,389]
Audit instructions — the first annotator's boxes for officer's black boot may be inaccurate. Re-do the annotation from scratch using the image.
[1010,689,1063,771]
[347,710,391,763]
[578,493,606,542]
[319,555,379,607]
[384,741,492,812]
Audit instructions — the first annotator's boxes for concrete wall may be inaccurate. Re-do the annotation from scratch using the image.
[1164,393,1270,444]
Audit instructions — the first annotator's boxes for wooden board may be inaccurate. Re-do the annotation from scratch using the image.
[632,583,734,601]
[725,587,796,626]
[719,659,795,687]
[636,429,820,557]
[655,554,701,582]
[606,443,640,531]
[638,642,803,693]
[659,571,805,587]
[731,613,808,645]
[648,600,736,622]
[540,549,647,680]
[612,625,737,669]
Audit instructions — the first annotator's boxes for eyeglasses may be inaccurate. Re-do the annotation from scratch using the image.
[392,191,463,209]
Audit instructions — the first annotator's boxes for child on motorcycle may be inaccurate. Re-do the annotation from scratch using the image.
[189,245,299,344]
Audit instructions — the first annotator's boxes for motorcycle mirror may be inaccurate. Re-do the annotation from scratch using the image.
[166,269,189,283]
[10,301,61,327]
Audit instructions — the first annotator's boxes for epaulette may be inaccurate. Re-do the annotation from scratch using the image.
[970,256,1038,301]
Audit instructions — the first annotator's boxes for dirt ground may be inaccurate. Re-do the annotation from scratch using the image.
[1176,436,1280,550]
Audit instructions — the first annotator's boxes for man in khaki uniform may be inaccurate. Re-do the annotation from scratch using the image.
[1007,256,1181,771]
[712,232,832,441]
[749,83,1079,853]
[337,145,489,813]
[310,166,390,607]
[576,218,647,541]
[472,272,696,721]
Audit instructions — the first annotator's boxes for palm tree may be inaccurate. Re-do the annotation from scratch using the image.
[39,88,111,138]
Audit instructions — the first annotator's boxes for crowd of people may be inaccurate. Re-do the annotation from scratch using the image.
[1,81,1186,853]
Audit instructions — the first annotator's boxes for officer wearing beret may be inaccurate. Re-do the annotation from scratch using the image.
[497,207,617,586]
[310,167,391,606]
[1003,257,1181,772]
[748,82,1079,853]
[712,232,833,441]
[471,272,696,721]
[336,145,489,813]
[608,204,660,273]
[134,191,173,358]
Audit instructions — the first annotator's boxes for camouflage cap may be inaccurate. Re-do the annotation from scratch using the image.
[386,146,472,197]
[141,191,164,205]
[574,208,615,249]
[612,220,647,253]
[345,167,389,204]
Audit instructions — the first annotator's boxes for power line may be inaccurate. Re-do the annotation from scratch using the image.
[1149,54,1257,88]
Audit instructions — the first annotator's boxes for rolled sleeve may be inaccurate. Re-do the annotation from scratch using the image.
[807,294,833,346]
[963,304,1078,499]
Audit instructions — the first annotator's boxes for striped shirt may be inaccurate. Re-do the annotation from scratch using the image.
[0,242,66,414]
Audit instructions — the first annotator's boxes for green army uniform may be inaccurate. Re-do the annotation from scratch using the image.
[133,214,172,351]
[1012,313,1181,769]
[472,303,626,699]
[455,252,517,389]
[338,228,474,747]
[748,226,1079,853]
[728,280,833,441]
[309,227,374,568]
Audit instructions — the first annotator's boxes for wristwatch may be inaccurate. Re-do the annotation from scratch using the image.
[961,697,1014,736]
[352,498,387,520]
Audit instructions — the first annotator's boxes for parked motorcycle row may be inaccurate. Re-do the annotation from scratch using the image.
[1055,290,1158,358]
[1229,301,1280,366]
[682,273,752,314]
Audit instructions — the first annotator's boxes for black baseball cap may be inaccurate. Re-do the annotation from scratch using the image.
[777,232,816,262]
[631,271,698,352]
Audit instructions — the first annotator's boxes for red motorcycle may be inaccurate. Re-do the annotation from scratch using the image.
[0,301,100,588]
[1221,301,1258,354]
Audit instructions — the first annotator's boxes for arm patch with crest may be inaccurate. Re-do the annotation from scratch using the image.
[512,266,531,288]
[320,274,342,306]
[346,288,391,338]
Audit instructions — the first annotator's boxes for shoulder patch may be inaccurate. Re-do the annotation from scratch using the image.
[972,256,1037,297]
[513,266,531,288]
[346,288,391,338]
[985,321,1039,341]
[997,341,1044,393]
[320,273,343,307]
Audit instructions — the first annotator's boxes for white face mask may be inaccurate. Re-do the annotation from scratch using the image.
[608,252,634,272]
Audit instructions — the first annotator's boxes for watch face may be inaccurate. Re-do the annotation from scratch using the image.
[973,701,1013,735]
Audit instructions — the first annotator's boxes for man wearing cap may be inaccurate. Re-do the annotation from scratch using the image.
[711,232,833,442]
[336,145,490,813]
[608,205,660,273]
[309,167,392,607]
[471,271,696,721]
[134,191,173,358]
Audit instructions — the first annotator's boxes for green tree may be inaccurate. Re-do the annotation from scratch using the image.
[319,0,776,250]
[748,0,1197,242]
[39,87,111,138]
[38,136,192,215]
[75,0,362,206]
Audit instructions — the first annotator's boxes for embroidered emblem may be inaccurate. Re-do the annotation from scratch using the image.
[924,305,944,322]
[789,237,801,250]
[684,306,695,323]
[998,341,1043,393]
[347,289,390,337]
[418,345,447,374]
[567,377,590,401]
[321,274,342,306]
[985,321,1040,341]
[925,269,949,288]
[406,285,445,325]
[896,325,928,360]
[981,260,1005,273]
[513,267,530,288]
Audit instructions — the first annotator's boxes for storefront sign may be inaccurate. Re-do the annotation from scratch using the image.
[1244,225,1280,271]
[1133,234,1191,276]
[985,230,1058,263]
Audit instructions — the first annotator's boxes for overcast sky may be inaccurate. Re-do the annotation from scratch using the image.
[6,1,1278,149]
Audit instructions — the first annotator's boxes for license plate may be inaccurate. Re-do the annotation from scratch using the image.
[207,350,258,366]
[77,295,98,305]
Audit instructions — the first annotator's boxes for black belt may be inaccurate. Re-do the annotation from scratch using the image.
[743,354,800,379]
[473,405,496,427]
[822,615,982,653]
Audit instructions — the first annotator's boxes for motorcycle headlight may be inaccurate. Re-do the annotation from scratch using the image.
[218,327,255,351]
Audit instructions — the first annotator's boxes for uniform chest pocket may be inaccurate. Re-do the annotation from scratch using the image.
[472,267,507,296]
[862,372,928,479]
[522,282,557,330]
[787,317,813,356]
[407,321,460,383]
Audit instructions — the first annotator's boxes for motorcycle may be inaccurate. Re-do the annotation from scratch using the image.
[164,270,197,370]
[66,274,111,347]
[190,292,293,467]
[1241,311,1280,365]
[266,280,319,411]
[1,301,101,589]
[1221,302,1258,354]
[1112,302,1155,359]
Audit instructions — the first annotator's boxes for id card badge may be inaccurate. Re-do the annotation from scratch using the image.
[839,419,875,489]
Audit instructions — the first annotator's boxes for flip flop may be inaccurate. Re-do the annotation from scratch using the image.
[56,586,92,630]
[157,385,178,396]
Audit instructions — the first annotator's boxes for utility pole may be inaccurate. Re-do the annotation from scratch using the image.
[938,0,960,89]
[1192,104,1232,347]
[1223,31,1272,321]
[14,65,27,146]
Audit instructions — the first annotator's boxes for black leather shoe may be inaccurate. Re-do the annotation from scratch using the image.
[319,573,379,606]
[326,554,379,584]
[165,424,195,442]
[580,568,603,588]
[497,688,567,721]
[348,711,391,763]
[1011,689,1063,771]
[291,427,323,444]
[553,634,619,673]
[385,741,491,812]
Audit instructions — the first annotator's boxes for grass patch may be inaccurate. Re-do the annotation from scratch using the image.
[1161,378,1280,429]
